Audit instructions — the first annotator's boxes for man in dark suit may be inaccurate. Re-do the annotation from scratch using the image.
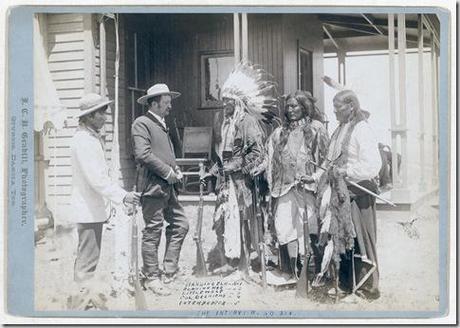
[132,83,188,296]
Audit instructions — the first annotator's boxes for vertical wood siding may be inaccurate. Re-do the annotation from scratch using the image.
[282,14,325,111]
[248,14,284,93]
[43,13,325,218]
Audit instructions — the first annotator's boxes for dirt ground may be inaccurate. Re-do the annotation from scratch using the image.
[35,195,440,315]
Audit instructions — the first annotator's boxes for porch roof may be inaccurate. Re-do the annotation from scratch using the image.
[320,13,440,53]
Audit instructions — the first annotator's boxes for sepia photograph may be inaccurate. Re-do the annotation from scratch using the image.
[4,3,451,321]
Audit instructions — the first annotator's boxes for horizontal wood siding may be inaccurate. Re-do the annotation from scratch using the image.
[44,13,86,220]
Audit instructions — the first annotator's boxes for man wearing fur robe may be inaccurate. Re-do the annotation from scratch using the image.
[316,89,382,300]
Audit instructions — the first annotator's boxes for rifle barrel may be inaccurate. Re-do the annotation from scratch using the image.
[194,162,207,277]
[131,186,147,310]
[254,177,267,289]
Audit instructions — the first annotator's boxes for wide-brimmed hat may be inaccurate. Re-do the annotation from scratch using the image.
[137,83,181,105]
[76,93,113,118]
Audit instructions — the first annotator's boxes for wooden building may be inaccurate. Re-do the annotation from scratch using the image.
[36,12,441,223]
[38,13,325,222]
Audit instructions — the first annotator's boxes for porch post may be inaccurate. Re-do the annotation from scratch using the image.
[233,13,241,64]
[430,32,439,187]
[241,13,248,61]
[337,50,346,85]
[397,14,408,191]
[417,14,426,191]
[387,14,399,189]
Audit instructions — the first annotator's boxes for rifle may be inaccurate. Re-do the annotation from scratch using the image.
[253,175,267,289]
[295,186,311,298]
[193,161,207,277]
[130,186,147,310]
[308,160,397,207]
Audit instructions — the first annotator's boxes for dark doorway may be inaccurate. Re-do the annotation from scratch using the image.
[298,46,313,93]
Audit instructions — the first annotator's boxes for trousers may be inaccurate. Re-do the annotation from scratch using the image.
[74,222,104,283]
[141,186,189,279]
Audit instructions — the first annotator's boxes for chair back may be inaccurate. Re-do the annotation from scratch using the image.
[182,127,213,159]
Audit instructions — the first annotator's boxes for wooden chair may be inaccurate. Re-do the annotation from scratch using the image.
[176,127,213,194]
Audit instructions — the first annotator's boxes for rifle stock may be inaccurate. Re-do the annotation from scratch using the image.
[131,186,147,310]
[194,162,207,277]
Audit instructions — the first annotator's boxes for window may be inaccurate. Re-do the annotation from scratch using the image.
[200,51,234,109]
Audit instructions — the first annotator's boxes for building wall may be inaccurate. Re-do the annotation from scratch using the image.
[282,14,325,111]
[122,13,324,188]
[44,13,130,222]
[44,13,88,220]
[248,14,284,92]
[43,13,325,220]
[96,17,131,189]
[124,14,323,129]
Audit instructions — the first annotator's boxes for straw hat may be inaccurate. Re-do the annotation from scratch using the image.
[76,93,113,118]
[137,83,181,106]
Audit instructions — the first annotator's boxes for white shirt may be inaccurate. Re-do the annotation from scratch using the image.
[328,120,382,182]
[70,126,127,223]
[148,110,167,130]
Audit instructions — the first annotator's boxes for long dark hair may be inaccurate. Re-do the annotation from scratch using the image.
[276,90,322,152]
[271,90,321,186]
[284,90,325,123]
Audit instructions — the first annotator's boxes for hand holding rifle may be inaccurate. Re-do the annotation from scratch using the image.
[123,191,141,206]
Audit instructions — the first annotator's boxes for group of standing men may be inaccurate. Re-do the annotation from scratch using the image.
[70,62,382,308]
[201,63,382,301]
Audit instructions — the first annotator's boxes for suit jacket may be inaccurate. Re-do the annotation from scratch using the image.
[71,126,127,223]
[132,111,177,198]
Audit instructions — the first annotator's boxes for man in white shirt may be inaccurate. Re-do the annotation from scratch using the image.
[70,93,140,307]
[325,89,382,300]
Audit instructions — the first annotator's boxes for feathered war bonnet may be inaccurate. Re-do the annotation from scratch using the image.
[221,62,280,128]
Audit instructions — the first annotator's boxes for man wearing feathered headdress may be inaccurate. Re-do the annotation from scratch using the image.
[255,90,329,284]
[203,62,279,277]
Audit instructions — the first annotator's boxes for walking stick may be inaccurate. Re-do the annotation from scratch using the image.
[130,186,147,310]
[193,162,207,277]
[295,190,311,298]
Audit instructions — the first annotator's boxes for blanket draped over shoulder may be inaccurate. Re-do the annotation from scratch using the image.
[316,110,371,267]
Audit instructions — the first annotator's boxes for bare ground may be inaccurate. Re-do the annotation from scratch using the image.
[35,196,440,314]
